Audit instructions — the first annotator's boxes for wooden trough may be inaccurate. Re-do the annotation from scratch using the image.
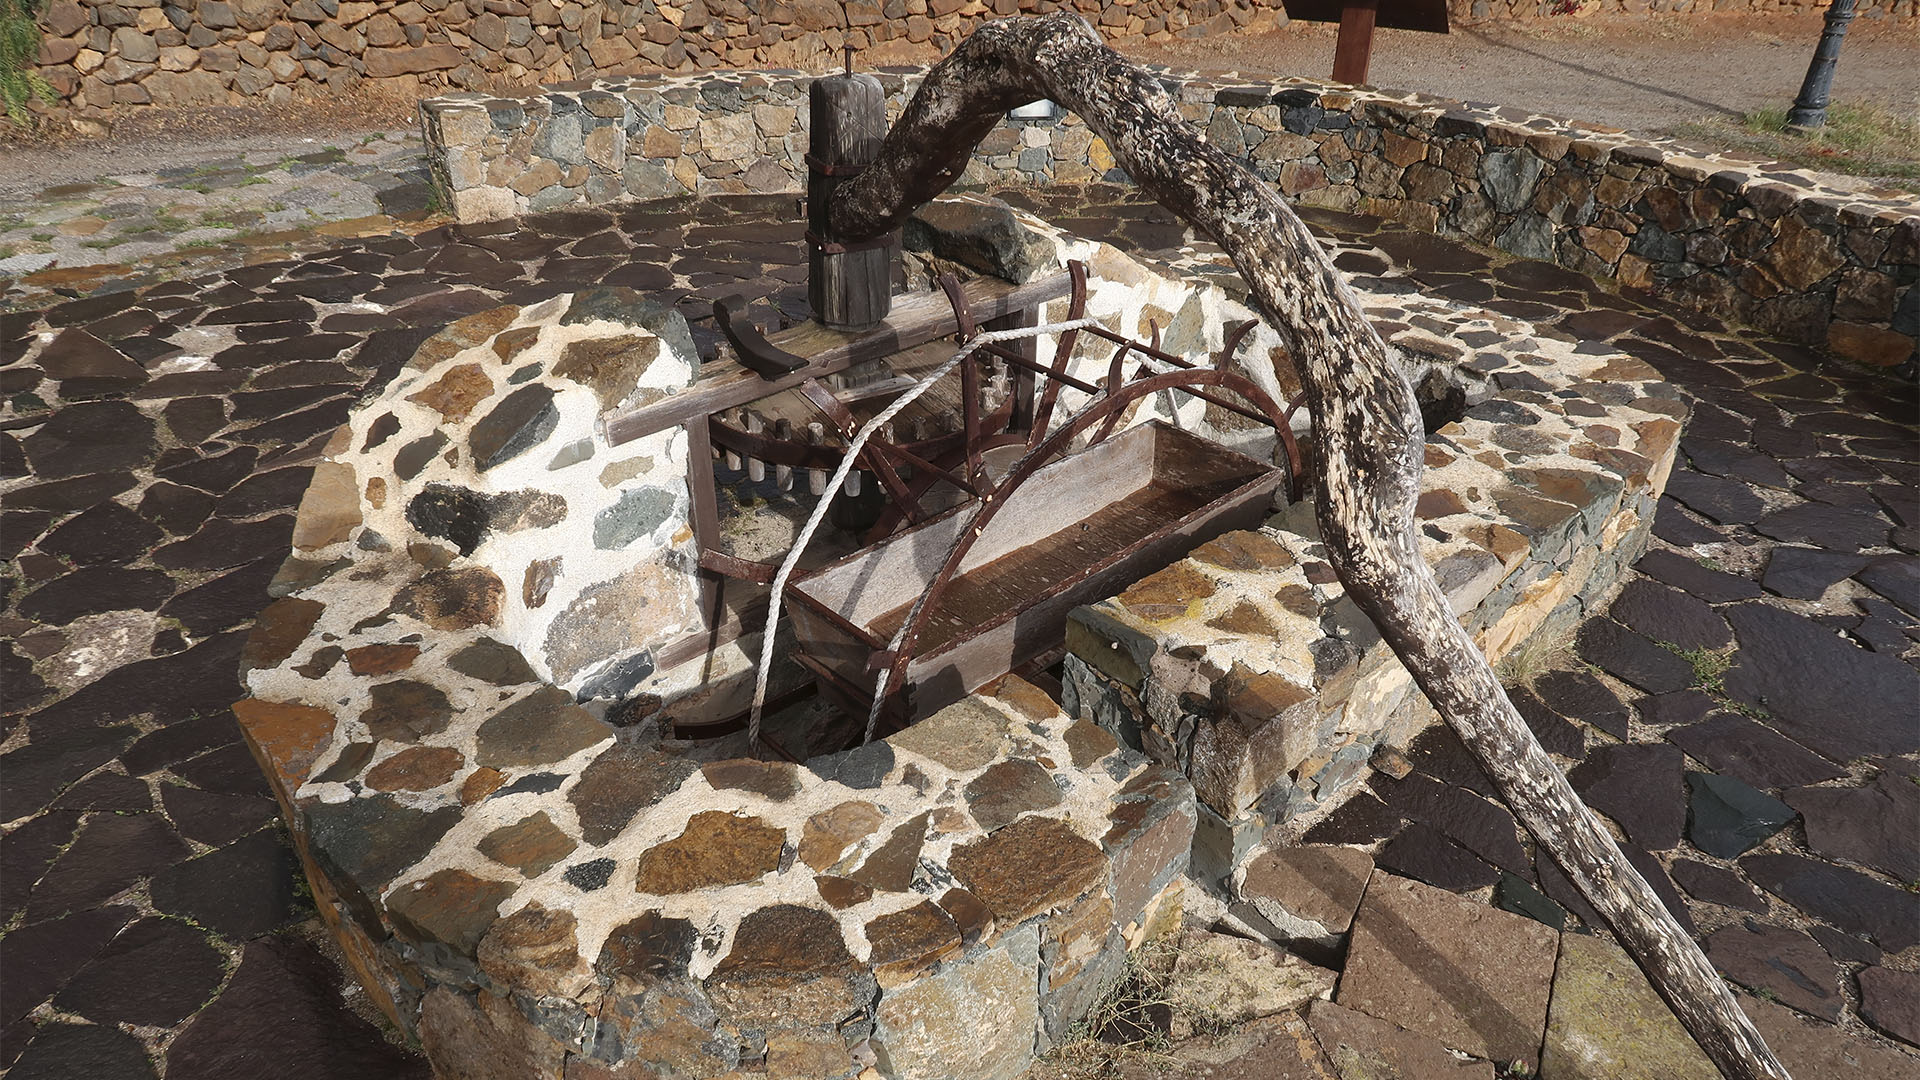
[787,419,1286,724]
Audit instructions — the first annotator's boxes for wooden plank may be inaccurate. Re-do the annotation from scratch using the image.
[1332,0,1380,85]
[602,271,1071,447]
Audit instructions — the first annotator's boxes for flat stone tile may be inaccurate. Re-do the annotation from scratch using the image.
[1540,931,1715,1080]
[1337,872,1558,1064]
[1705,922,1842,1022]
[1722,603,1920,762]
[1664,713,1845,790]
[1786,768,1920,882]
[1741,853,1920,953]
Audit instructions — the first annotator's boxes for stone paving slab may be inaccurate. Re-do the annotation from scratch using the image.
[0,130,436,315]
[5,182,1918,1076]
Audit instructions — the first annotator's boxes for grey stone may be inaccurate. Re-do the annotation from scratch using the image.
[593,486,676,549]
[904,196,1058,284]
[1480,149,1545,214]
[468,384,559,471]
[1685,771,1794,859]
[1497,213,1556,261]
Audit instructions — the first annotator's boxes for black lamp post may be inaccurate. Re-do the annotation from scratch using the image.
[1785,0,1857,132]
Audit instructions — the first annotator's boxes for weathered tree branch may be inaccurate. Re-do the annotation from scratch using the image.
[829,15,1790,1080]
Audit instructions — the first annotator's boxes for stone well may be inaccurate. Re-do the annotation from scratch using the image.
[235,200,1682,1080]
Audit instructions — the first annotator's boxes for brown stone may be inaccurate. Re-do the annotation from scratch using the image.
[1207,600,1279,637]
[232,697,335,788]
[1191,663,1316,816]
[553,334,661,410]
[1309,999,1495,1079]
[542,562,693,684]
[420,987,569,1080]
[635,810,785,894]
[291,460,361,550]
[387,868,517,955]
[798,800,885,871]
[1338,872,1557,1064]
[977,674,1058,726]
[885,695,1010,771]
[492,326,542,363]
[447,637,538,685]
[701,759,801,801]
[1103,768,1196,928]
[949,815,1107,925]
[365,745,464,791]
[1239,845,1374,936]
[1418,489,1470,519]
[522,556,560,609]
[1193,530,1296,573]
[242,596,326,671]
[396,566,505,630]
[407,362,496,422]
[1764,218,1847,290]
[847,811,930,893]
[344,642,420,675]
[1827,322,1915,368]
[963,759,1063,832]
[477,902,588,999]
[1064,716,1118,768]
[874,928,1039,1080]
[597,911,699,986]
[478,811,577,877]
[363,43,463,77]
[815,875,872,909]
[474,686,610,769]
[1540,931,1714,1080]
[865,901,962,984]
[1166,929,1338,1026]
[937,887,995,948]
[1742,993,1917,1080]
[706,904,874,1028]
[360,679,454,742]
[461,766,508,804]
[570,743,697,846]
[1118,561,1216,621]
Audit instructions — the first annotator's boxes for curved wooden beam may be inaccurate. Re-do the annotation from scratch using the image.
[828,15,1788,1080]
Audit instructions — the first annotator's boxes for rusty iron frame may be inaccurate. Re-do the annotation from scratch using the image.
[675,257,1313,749]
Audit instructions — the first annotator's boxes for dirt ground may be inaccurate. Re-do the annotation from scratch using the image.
[1125,13,1919,143]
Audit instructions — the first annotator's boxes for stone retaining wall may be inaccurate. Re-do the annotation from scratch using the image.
[27,0,1284,114]
[31,1,1918,118]
[421,68,1919,370]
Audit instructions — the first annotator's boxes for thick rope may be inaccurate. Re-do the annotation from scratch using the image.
[747,316,1100,746]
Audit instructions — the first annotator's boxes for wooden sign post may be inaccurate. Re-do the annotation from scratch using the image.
[1280,0,1448,87]
[807,49,899,332]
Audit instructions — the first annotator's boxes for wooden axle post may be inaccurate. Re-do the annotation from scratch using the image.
[808,47,898,332]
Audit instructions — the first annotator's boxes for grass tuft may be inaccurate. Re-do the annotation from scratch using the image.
[1679,100,1920,192]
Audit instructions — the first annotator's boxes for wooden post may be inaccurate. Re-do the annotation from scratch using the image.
[824,17,1792,1080]
[808,50,898,332]
[1333,0,1380,85]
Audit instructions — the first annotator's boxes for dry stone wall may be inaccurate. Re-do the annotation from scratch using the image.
[422,68,1919,369]
[27,0,1283,114]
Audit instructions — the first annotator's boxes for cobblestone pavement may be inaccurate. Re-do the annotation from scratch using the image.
[0,129,433,316]
[2,184,1916,1077]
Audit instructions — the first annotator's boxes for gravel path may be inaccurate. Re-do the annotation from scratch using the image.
[1124,13,1920,142]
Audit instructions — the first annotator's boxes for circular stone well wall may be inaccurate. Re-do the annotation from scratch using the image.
[235,286,1200,1080]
